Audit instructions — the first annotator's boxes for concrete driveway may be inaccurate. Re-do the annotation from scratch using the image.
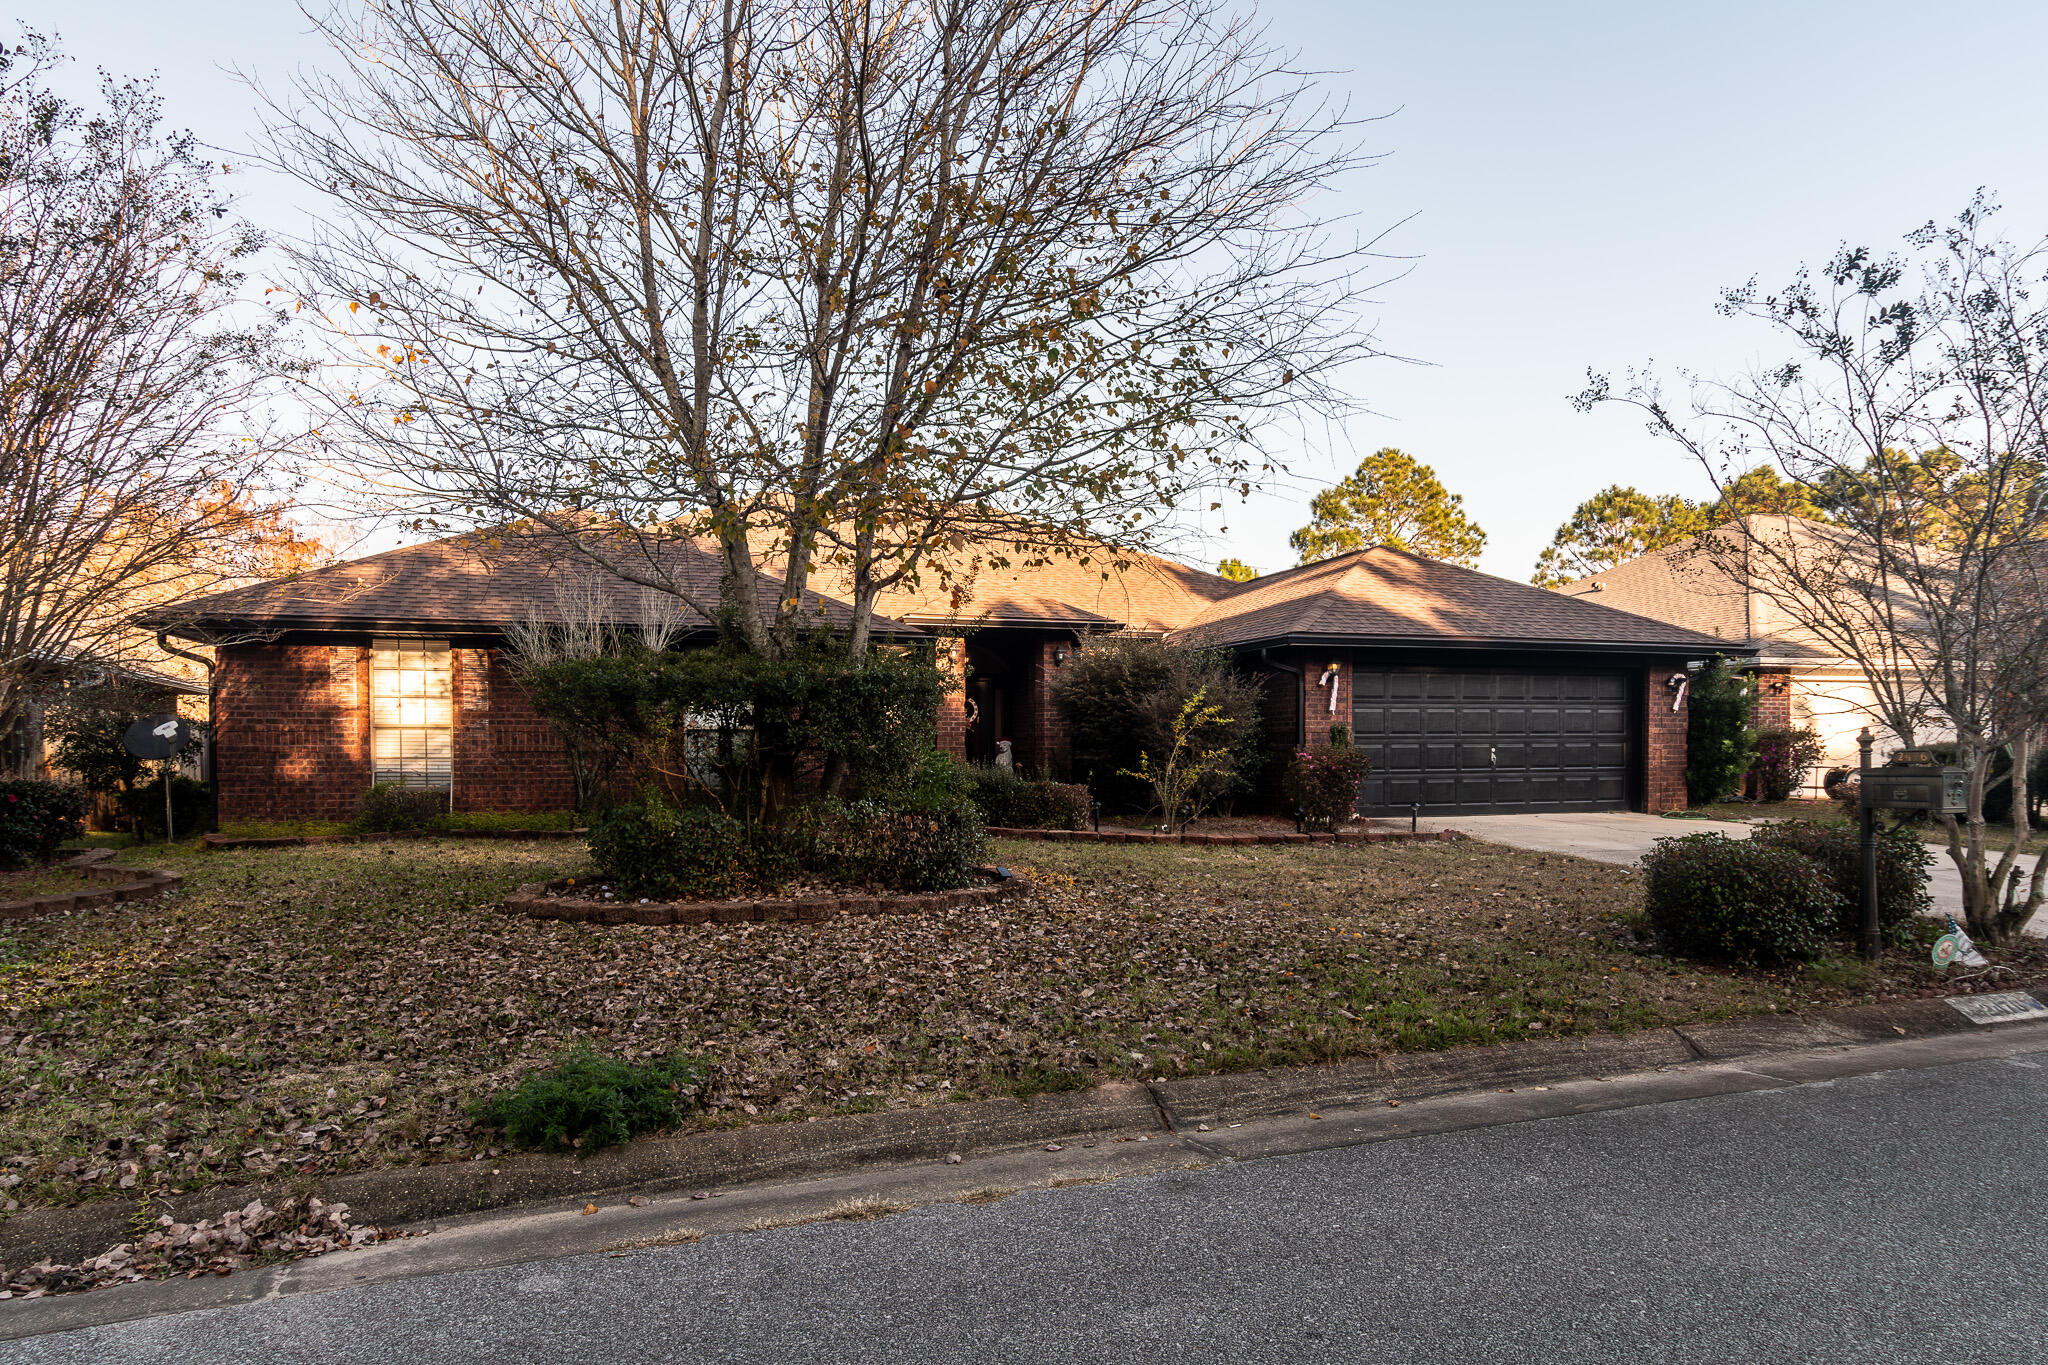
[1416,810,2045,937]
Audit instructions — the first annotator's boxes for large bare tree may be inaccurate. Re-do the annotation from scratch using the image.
[262,0,1388,657]
[0,34,300,775]
[1580,195,2048,941]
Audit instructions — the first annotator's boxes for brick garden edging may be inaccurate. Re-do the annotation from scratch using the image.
[0,864,184,921]
[984,826,1458,847]
[502,865,1031,927]
[200,828,587,852]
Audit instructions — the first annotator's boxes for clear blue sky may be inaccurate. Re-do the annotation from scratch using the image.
[42,0,2048,581]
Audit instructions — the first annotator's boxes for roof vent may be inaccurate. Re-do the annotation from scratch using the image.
[1589,581,1604,592]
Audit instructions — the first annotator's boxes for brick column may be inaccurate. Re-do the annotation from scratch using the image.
[1306,657,1352,746]
[935,638,968,760]
[1645,661,1689,813]
[1753,670,1793,729]
[1018,638,1073,779]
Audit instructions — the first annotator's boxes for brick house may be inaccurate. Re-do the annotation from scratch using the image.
[148,531,1725,823]
[1556,516,1941,796]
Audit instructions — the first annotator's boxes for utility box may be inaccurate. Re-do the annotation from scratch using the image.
[1861,765,1968,814]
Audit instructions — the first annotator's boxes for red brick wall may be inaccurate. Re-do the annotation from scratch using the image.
[216,643,371,822]
[935,639,968,761]
[1646,661,1690,814]
[451,649,577,812]
[217,642,577,822]
[1753,670,1793,729]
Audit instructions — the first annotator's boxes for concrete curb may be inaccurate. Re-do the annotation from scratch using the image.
[5,1002,2046,1341]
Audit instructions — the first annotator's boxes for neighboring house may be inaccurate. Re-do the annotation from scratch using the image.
[1557,517,1932,795]
[146,529,1727,823]
[13,657,207,785]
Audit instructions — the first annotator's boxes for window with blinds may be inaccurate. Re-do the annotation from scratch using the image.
[371,639,452,788]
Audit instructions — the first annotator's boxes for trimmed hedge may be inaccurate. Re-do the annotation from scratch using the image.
[1641,831,1836,965]
[0,781,89,869]
[355,782,447,833]
[965,765,1091,830]
[819,797,987,892]
[588,798,748,900]
[1748,818,1932,944]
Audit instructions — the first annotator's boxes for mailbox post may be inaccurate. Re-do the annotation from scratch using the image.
[1855,735,1969,961]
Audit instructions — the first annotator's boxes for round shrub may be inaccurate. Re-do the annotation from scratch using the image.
[1748,818,1932,944]
[472,1048,706,1152]
[1640,831,1836,965]
[588,797,747,899]
[0,781,89,868]
[819,797,987,892]
[1282,746,1374,831]
[1748,725,1825,802]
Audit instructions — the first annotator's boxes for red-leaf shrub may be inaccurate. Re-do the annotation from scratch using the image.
[0,781,89,869]
[1282,747,1373,831]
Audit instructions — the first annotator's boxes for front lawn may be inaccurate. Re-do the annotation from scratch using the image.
[0,836,2013,1212]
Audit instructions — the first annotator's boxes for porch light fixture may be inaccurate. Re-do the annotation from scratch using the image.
[1052,647,1069,666]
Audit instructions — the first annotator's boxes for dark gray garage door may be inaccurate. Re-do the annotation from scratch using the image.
[1351,668,1631,815]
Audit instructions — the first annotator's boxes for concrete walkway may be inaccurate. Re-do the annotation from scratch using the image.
[1416,810,2045,936]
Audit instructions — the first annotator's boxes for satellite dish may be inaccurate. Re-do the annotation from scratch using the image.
[122,714,192,761]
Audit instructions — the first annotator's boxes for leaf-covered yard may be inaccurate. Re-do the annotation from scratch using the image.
[0,835,1979,1212]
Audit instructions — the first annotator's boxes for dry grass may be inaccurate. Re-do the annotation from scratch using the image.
[955,1186,1016,1205]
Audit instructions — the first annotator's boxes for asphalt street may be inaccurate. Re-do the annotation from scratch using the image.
[8,1050,2048,1364]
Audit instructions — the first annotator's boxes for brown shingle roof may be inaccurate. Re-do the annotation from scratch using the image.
[143,529,925,639]
[1170,546,1731,652]
[800,541,1241,633]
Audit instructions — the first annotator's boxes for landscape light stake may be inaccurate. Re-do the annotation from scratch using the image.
[1858,728,1880,960]
[1410,802,1420,834]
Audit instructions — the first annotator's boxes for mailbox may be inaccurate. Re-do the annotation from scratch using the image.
[1861,765,1967,814]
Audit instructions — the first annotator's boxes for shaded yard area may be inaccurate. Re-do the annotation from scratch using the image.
[0,835,2028,1214]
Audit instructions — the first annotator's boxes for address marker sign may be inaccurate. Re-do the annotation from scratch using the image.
[1945,992,2048,1026]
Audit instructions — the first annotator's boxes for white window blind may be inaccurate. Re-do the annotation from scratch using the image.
[371,639,452,788]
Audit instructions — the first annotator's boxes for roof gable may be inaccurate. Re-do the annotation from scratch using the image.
[1170,546,1730,652]
[143,529,923,640]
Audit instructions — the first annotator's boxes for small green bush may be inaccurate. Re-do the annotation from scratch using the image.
[1748,818,1932,944]
[1748,725,1826,802]
[1640,831,1836,965]
[588,796,747,899]
[354,782,447,832]
[473,1049,706,1152]
[965,765,1091,829]
[819,796,987,891]
[1282,746,1374,831]
[0,781,90,869]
